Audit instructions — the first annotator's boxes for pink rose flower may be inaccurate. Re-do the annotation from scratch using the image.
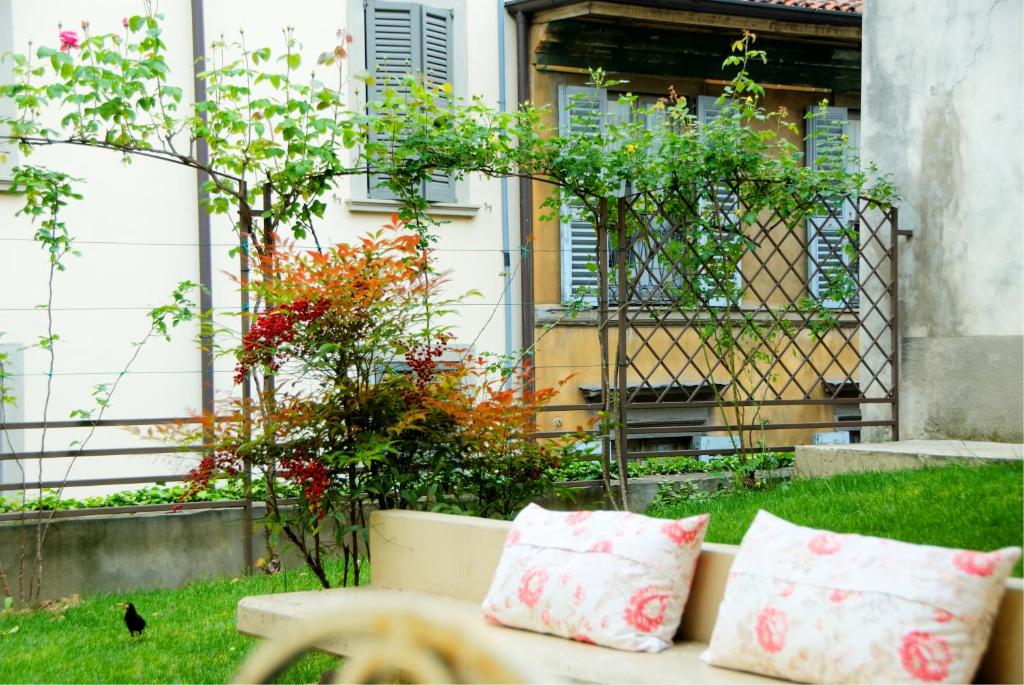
[900,631,952,682]
[59,30,80,52]
[623,586,669,633]
[122,17,130,28]
[755,606,787,653]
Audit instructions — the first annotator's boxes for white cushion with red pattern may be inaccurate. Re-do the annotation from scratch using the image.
[480,503,709,652]
[701,510,1022,683]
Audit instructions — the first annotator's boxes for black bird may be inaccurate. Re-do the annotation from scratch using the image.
[121,602,146,637]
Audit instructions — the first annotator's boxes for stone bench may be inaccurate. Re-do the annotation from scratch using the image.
[237,509,1023,683]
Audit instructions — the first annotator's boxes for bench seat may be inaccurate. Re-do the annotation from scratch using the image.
[238,586,780,684]
[237,510,1022,684]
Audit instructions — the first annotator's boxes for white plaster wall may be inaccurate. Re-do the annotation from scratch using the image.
[0,0,519,496]
[862,0,1024,441]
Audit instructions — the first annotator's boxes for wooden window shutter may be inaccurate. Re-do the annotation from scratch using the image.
[805,105,853,308]
[558,84,606,304]
[365,1,454,202]
[696,95,743,308]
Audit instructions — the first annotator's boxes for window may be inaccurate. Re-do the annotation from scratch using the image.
[833,405,862,444]
[364,0,455,202]
[558,84,606,303]
[557,87,743,308]
[806,106,859,309]
[615,405,710,457]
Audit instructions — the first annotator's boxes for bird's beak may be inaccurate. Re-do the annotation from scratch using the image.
[119,603,128,608]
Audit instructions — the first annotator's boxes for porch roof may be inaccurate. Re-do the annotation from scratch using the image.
[505,0,862,26]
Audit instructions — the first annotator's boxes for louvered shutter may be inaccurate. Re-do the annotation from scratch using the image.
[559,84,607,303]
[806,106,853,308]
[365,1,454,202]
[697,95,743,308]
[365,1,417,200]
[421,5,455,202]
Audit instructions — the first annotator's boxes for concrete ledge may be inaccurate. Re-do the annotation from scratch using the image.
[795,439,1023,477]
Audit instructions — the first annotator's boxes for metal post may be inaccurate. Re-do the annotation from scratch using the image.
[596,199,612,506]
[615,197,630,511]
[238,180,254,572]
[515,11,535,393]
[889,206,900,441]
[262,182,276,404]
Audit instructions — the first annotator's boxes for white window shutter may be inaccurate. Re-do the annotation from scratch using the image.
[806,105,852,308]
[696,95,743,308]
[558,84,606,304]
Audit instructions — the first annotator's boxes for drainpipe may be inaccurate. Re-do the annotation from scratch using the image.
[189,0,214,420]
[497,0,513,363]
[515,10,535,388]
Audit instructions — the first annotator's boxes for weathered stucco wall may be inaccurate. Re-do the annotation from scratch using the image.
[862,0,1024,441]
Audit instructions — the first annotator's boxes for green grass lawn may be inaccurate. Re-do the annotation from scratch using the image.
[649,462,1024,576]
[0,563,352,684]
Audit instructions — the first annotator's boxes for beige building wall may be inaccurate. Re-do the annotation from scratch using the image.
[0,0,519,496]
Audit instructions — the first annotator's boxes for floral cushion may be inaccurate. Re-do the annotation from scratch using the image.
[480,503,709,652]
[701,510,1022,683]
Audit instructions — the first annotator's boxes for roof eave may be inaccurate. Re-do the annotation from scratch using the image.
[504,0,862,27]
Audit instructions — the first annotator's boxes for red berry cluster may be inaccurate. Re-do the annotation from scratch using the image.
[280,455,331,520]
[234,298,329,383]
[403,334,452,391]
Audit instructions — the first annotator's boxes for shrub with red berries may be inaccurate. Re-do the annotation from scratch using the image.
[173,219,577,589]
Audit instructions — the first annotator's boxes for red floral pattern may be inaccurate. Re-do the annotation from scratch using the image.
[624,586,670,634]
[953,550,999,577]
[482,505,709,652]
[900,631,951,682]
[517,568,548,608]
[807,531,843,556]
[755,607,787,653]
[701,510,1022,683]
[660,514,708,546]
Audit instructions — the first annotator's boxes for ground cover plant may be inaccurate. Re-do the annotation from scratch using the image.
[0,453,794,513]
[0,562,358,684]
[648,462,1024,576]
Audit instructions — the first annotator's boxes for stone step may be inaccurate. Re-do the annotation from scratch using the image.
[795,439,1023,477]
